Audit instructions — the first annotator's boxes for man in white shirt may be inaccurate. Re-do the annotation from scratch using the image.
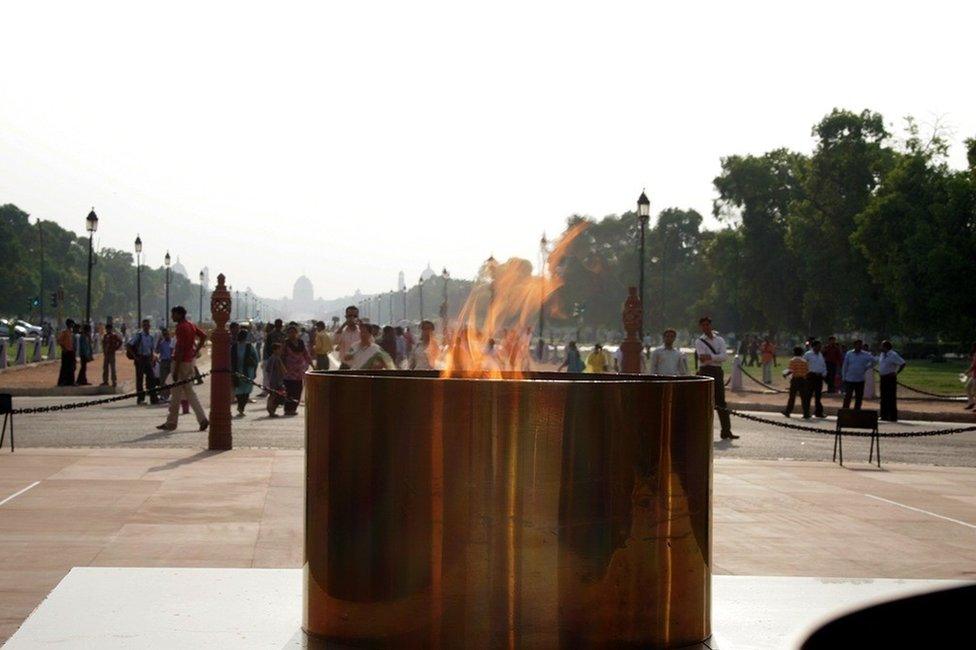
[334,305,362,365]
[802,339,827,418]
[877,340,906,422]
[650,328,688,376]
[695,316,736,439]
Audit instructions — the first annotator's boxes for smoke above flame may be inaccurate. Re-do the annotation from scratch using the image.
[440,222,589,378]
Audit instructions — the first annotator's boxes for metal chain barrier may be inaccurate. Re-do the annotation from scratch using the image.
[717,405,976,438]
[871,369,967,401]
[232,372,301,406]
[739,365,788,393]
[10,372,212,415]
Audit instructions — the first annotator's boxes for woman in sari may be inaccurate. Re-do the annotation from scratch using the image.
[231,328,259,416]
[344,322,395,370]
[281,325,312,415]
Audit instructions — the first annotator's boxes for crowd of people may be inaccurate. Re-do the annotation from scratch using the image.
[48,302,976,434]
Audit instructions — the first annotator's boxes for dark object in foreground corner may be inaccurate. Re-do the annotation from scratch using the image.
[303,370,715,648]
[801,583,975,648]
[0,393,12,452]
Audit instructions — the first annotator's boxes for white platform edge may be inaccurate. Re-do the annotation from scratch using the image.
[3,568,970,649]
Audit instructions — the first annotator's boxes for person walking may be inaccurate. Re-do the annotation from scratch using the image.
[231,328,259,416]
[584,343,610,373]
[100,323,123,387]
[650,328,688,375]
[379,326,398,362]
[56,319,77,386]
[75,323,93,385]
[841,339,875,410]
[335,306,361,366]
[156,306,208,431]
[156,328,174,402]
[128,319,159,405]
[312,321,332,370]
[760,337,776,384]
[344,321,395,370]
[803,339,827,418]
[877,340,906,422]
[558,341,584,373]
[747,336,760,367]
[822,336,843,393]
[782,346,811,418]
[264,343,286,416]
[696,317,737,439]
[408,321,438,370]
[965,342,976,410]
[281,325,312,415]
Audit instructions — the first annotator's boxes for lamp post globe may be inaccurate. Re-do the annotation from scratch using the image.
[637,190,651,340]
[83,208,98,327]
[134,235,143,324]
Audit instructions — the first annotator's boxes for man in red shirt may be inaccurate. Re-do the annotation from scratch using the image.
[157,306,209,431]
[822,336,844,393]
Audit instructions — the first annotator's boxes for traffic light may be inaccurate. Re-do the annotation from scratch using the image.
[31,297,40,308]
[51,292,59,308]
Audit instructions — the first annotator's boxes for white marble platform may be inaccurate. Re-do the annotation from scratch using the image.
[2,568,967,649]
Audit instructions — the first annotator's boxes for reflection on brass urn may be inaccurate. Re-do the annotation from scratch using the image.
[304,370,713,648]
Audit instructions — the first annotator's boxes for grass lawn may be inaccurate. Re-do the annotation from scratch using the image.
[729,357,969,396]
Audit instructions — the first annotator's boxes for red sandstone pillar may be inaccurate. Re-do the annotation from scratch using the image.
[208,273,232,449]
[620,286,643,374]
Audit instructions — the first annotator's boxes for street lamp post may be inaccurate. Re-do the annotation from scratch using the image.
[84,208,98,326]
[37,217,45,328]
[440,268,450,335]
[418,277,425,321]
[135,235,143,324]
[164,251,171,324]
[637,190,651,340]
[538,234,548,339]
[389,290,394,324]
[486,255,497,311]
[198,270,205,323]
[235,289,240,320]
[401,287,407,322]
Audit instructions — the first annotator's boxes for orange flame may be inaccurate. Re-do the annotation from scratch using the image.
[440,222,588,379]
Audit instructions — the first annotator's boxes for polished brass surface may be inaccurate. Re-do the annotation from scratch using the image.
[304,371,713,648]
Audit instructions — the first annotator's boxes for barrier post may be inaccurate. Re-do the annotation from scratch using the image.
[47,337,56,360]
[32,339,42,362]
[619,286,643,373]
[865,370,876,400]
[14,339,26,365]
[208,273,233,450]
[731,355,743,391]
[0,340,7,369]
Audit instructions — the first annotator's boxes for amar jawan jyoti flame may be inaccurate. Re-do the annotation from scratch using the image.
[440,222,589,379]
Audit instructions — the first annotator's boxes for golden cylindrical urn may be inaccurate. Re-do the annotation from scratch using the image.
[304,370,713,648]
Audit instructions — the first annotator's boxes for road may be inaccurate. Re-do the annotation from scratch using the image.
[6,381,976,467]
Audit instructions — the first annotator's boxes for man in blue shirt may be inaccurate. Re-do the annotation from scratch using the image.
[127,319,158,405]
[156,327,174,403]
[877,340,906,422]
[803,339,827,418]
[841,339,875,410]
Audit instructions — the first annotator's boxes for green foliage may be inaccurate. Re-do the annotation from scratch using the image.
[0,204,208,326]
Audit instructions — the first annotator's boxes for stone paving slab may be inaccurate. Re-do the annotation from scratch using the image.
[0,449,974,643]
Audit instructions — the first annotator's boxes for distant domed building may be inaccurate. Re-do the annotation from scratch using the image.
[420,262,435,283]
[171,256,189,279]
[293,275,314,303]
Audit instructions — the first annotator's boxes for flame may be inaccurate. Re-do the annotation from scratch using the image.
[440,222,588,379]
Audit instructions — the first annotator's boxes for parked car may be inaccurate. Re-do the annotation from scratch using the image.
[16,320,43,336]
[0,319,29,339]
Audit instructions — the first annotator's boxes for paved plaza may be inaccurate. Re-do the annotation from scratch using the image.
[1,448,975,643]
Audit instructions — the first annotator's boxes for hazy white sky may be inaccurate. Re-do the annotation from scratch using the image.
[2,1,973,300]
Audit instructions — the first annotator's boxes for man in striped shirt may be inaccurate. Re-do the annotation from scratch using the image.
[782,346,811,418]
